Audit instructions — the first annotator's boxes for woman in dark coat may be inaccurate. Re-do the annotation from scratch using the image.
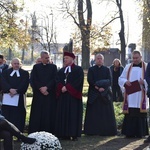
[110,58,124,102]
[84,53,117,136]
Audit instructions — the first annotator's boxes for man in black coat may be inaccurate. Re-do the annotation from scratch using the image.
[1,58,29,132]
[0,54,9,105]
[28,50,57,134]
[84,53,117,136]
[144,62,150,143]
[55,51,84,141]
[0,54,9,74]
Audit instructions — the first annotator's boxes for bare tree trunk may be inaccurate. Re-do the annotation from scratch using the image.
[142,0,150,62]
[8,47,12,60]
[119,31,126,66]
[31,44,34,63]
[81,30,90,69]
[78,0,92,69]
[21,49,25,62]
[116,0,126,66]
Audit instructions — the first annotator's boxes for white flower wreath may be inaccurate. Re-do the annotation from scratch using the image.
[20,131,62,150]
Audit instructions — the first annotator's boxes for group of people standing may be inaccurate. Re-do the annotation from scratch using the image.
[88,50,150,142]
[0,49,150,150]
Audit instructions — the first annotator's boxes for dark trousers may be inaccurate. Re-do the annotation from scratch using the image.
[112,85,123,102]
[0,130,13,150]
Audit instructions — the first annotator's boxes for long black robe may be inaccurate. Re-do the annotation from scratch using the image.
[0,64,9,92]
[1,68,29,132]
[28,63,57,134]
[55,64,84,138]
[84,65,117,136]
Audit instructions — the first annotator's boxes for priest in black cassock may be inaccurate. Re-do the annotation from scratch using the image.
[84,53,117,136]
[55,51,84,141]
[0,54,9,102]
[28,50,57,134]
[1,58,29,132]
[0,54,9,74]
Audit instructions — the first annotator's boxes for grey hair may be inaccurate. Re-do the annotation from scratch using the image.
[95,53,104,60]
[40,50,49,57]
[11,58,22,65]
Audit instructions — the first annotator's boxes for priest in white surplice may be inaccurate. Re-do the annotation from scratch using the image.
[119,50,149,138]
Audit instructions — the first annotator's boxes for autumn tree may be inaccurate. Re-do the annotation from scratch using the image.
[72,24,112,54]
[96,0,126,66]
[61,0,92,69]
[0,1,30,60]
[142,0,150,62]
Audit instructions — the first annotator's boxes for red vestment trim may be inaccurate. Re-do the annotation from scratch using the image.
[56,83,63,98]
[66,83,82,99]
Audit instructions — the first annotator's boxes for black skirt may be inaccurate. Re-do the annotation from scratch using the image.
[84,95,117,136]
[121,108,149,137]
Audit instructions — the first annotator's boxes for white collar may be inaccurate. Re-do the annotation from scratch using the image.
[10,70,20,77]
[64,66,71,73]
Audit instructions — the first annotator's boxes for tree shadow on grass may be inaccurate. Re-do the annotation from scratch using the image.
[60,135,149,150]
[0,135,149,150]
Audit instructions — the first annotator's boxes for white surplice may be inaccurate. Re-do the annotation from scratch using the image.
[118,63,149,109]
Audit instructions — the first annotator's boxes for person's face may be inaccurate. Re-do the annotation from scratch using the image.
[95,55,104,66]
[36,58,42,64]
[0,58,3,65]
[11,60,20,70]
[114,60,120,67]
[41,54,50,64]
[64,56,73,66]
[132,53,142,65]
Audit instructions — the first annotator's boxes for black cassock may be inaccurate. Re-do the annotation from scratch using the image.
[55,64,84,138]
[1,68,29,132]
[28,63,57,134]
[84,65,117,136]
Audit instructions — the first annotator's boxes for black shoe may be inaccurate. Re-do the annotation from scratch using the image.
[21,136,36,144]
[136,136,142,139]
[126,135,135,138]
[71,137,78,141]
[144,137,150,143]
[61,136,71,140]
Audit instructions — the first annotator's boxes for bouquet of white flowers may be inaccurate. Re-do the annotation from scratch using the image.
[20,131,62,150]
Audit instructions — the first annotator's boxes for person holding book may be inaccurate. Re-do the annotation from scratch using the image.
[118,50,149,138]
[1,58,29,132]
